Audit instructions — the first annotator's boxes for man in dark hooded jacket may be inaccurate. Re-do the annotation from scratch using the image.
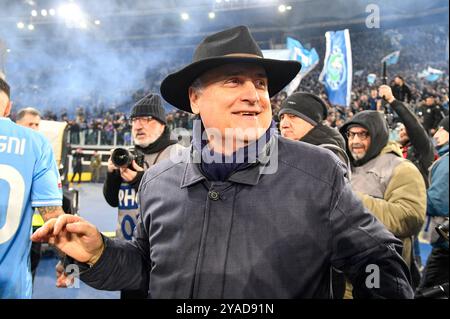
[340,111,426,297]
[279,92,349,168]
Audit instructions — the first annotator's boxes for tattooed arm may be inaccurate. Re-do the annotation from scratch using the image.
[37,206,65,222]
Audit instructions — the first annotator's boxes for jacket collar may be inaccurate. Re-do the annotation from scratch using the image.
[180,134,278,188]
[438,143,449,156]
[180,158,207,188]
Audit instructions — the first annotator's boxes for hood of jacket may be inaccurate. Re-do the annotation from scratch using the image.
[340,111,389,167]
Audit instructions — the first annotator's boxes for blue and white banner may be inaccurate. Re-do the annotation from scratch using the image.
[284,37,320,95]
[262,49,291,61]
[354,70,364,77]
[286,37,319,77]
[418,66,444,82]
[367,73,377,85]
[263,38,319,96]
[381,50,400,66]
[319,29,352,106]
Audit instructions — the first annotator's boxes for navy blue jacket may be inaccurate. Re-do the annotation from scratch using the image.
[80,135,413,298]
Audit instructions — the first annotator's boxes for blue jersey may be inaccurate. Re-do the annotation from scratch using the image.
[0,118,62,299]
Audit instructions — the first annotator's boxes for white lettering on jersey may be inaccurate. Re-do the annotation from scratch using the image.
[0,136,26,156]
[0,165,26,244]
[118,187,138,208]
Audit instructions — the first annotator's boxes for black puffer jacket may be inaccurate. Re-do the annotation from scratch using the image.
[391,100,435,187]
[301,123,348,165]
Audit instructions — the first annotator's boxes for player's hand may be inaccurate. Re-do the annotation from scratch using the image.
[31,214,104,265]
[119,160,144,182]
[379,85,395,103]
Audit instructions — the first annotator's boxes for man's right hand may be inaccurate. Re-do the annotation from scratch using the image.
[379,85,396,104]
[107,156,118,173]
[31,214,104,265]
[119,160,144,182]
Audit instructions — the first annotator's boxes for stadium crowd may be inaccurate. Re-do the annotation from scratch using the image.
[7,24,447,145]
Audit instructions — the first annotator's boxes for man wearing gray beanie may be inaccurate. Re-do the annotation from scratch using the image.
[102,93,182,299]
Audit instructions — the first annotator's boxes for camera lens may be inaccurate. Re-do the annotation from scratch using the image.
[111,148,132,167]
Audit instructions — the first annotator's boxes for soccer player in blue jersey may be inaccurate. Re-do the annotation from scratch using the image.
[0,77,64,299]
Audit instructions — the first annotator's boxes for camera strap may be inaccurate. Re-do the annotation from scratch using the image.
[152,150,164,165]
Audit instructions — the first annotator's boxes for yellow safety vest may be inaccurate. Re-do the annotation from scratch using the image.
[32,213,45,228]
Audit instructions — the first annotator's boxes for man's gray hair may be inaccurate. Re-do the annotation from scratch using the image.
[16,107,41,121]
[190,78,204,93]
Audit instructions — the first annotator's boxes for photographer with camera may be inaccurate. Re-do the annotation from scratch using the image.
[102,93,179,299]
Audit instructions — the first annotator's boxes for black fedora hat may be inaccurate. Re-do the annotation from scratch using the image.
[160,25,302,113]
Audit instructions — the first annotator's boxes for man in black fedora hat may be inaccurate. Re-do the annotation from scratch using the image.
[33,26,413,299]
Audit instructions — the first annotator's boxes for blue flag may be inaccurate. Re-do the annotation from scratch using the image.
[285,37,319,95]
[418,66,444,82]
[319,29,352,106]
[381,51,400,66]
[367,73,377,85]
[286,37,319,77]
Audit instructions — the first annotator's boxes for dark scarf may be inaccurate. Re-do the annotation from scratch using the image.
[301,123,346,150]
[135,126,177,155]
[192,118,276,182]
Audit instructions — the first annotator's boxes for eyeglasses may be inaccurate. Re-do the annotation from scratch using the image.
[346,130,370,140]
[129,116,153,125]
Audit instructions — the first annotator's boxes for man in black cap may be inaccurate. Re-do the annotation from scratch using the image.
[34,26,414,299]
[101,93,180,299]
[419,94,445,135]
[279,92,349,166]
[391,75,412,103]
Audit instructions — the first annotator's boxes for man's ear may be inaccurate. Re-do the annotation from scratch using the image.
[4,100,12,117]
[188,87,200,115]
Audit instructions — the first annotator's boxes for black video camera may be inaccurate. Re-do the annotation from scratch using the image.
[111,147,146,170]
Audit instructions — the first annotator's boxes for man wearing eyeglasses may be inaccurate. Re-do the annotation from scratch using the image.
[101,93,181,299]
[340,110,426,298]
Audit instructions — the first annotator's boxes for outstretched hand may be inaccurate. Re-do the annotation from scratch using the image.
[31,214,104,265]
